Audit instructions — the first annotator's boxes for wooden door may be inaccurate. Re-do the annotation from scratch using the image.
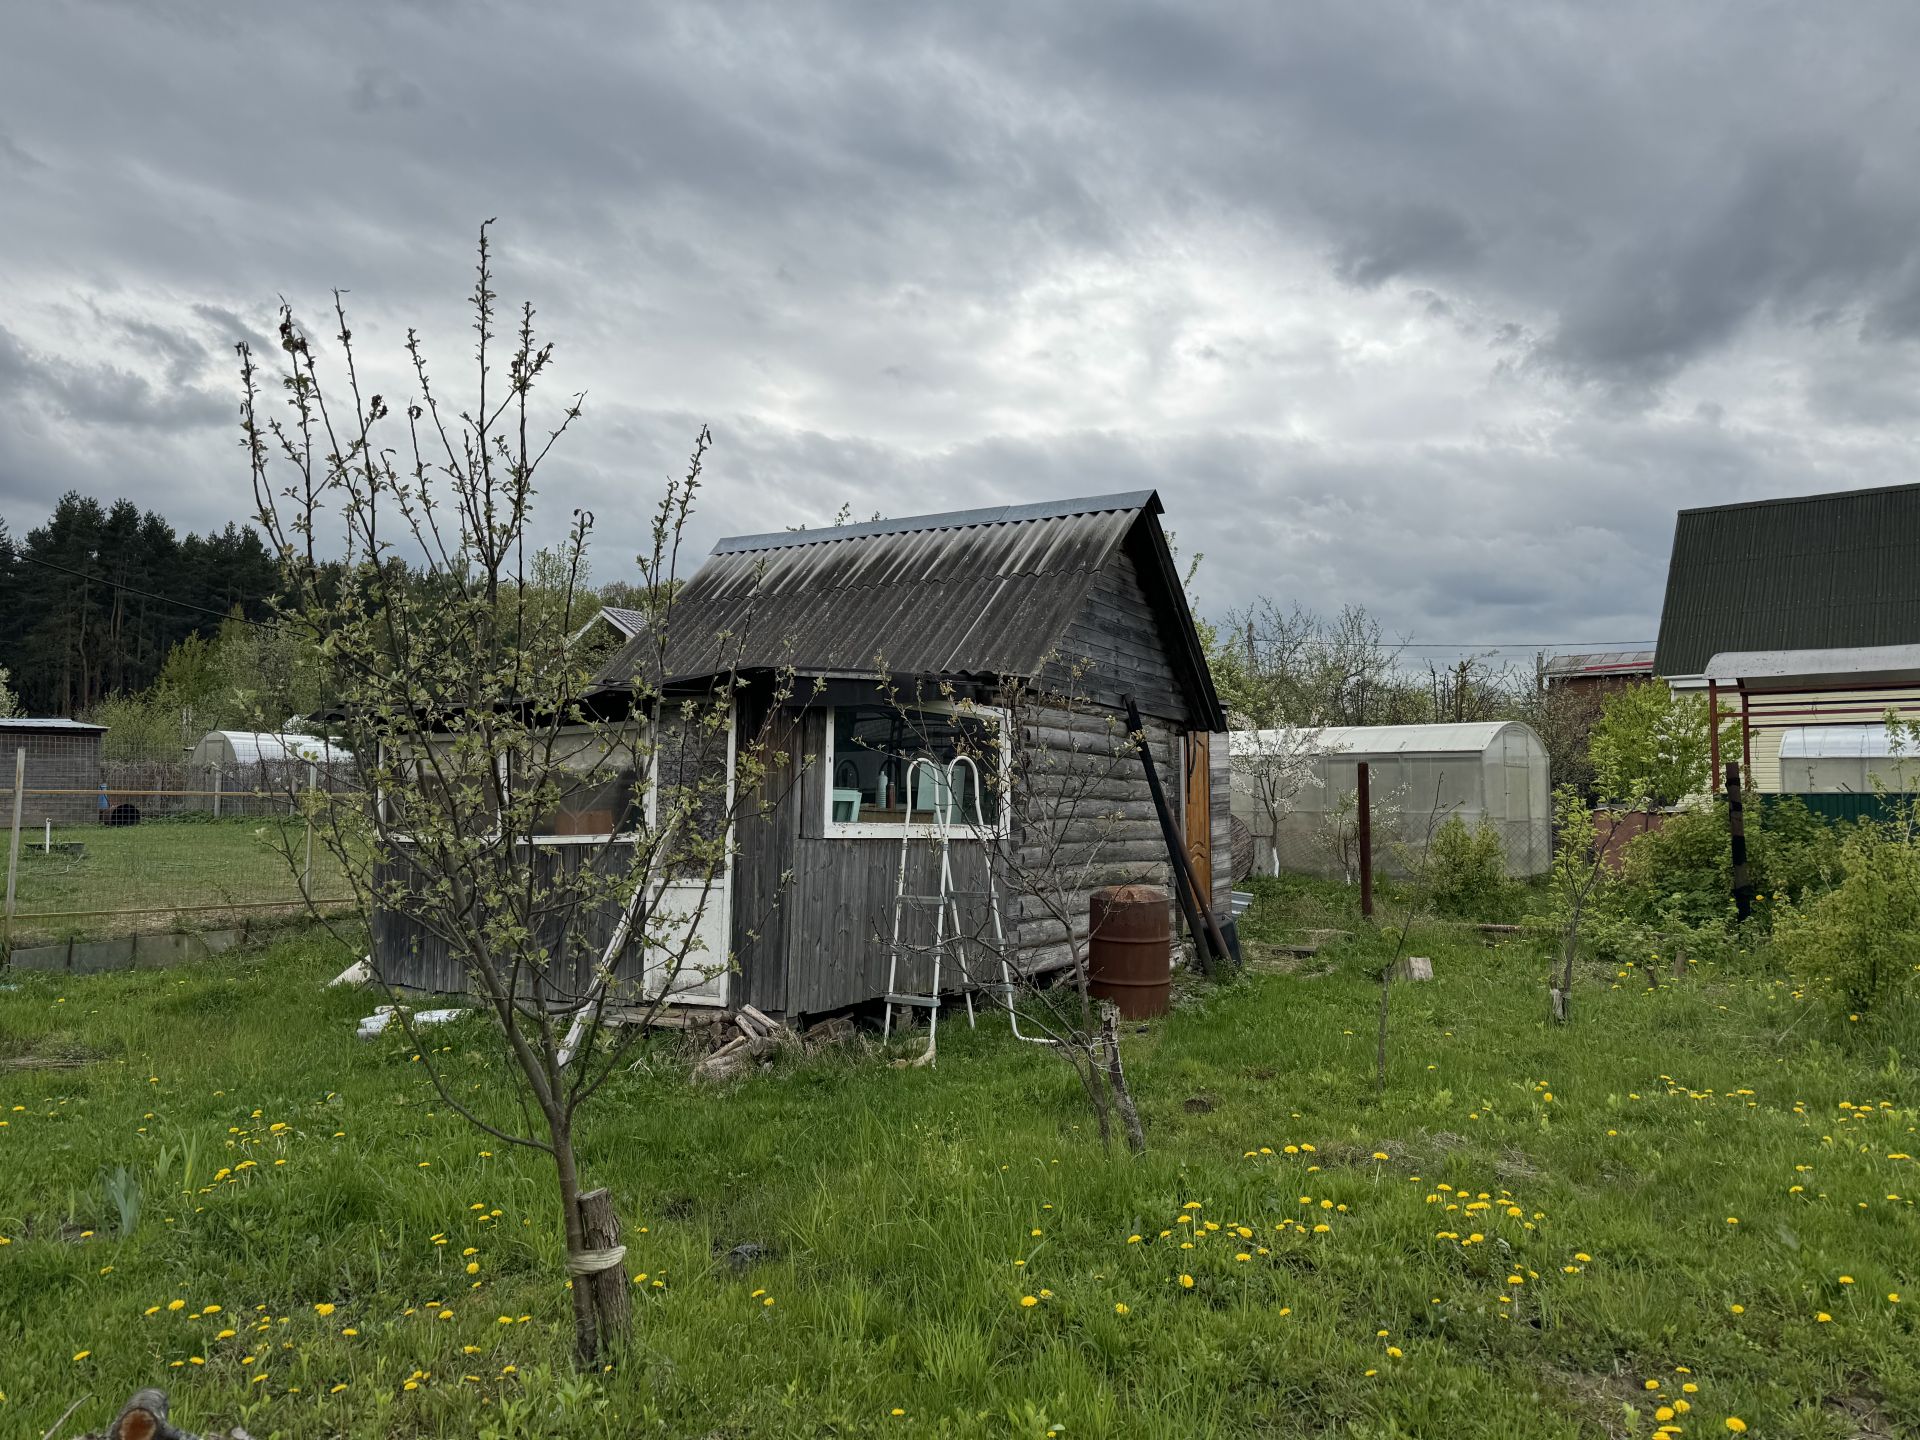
[1184,731,1213,903]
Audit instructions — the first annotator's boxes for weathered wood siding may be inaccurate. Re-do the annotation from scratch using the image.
[1008,701,1185,976]
[1210,730,1232,914]
[371,843,650,998]
[1041,544,1191,725]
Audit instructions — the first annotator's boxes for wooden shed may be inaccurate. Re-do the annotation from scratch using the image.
[372,491,1230,1019]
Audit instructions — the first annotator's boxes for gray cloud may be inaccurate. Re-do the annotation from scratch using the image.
[5,0,1920,660]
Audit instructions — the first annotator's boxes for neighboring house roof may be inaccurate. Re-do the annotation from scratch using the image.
[599,490,1226,728]
[1231,721,1539,757]
[598,606,646,638]
[0,717,107,734]
[1653,483,1920,677]
[1543,649,1654,679]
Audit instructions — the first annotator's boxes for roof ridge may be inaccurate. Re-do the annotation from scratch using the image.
[1676,480,1920,517]
[711,490,1158,555]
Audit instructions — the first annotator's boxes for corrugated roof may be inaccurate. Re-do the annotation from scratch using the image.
[1544,649,1654,677]
[599,606,647,637]
[607,493,1148,682]
[0,717,106,733]
[1704,644,1920,683]
[1231,722,1539,757]
[1653,483,1920,677]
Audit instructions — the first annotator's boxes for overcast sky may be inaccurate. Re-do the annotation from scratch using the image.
[5,2,1920,663]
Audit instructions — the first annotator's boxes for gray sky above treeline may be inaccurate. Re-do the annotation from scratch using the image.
[6,2,1919,665]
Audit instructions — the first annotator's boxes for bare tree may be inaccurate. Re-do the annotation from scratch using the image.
[239,226,794,1366]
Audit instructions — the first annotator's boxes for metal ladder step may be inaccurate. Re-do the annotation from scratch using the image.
[883,992,941,1009]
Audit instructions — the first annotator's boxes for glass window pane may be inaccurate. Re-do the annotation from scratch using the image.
[832,705,1000,825]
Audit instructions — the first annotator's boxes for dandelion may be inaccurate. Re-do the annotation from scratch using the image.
[466,1262,480,1275]
[168,1299,186,1312]
[341,1328,358,1337]
[1839,1275,1854,1284]
[1729,1304,1745,1315]
[1178,1274,1195,1289]
[72,1350,91,1362]
[1682,1384,1698,1394]
[1386,1346,1403,1358]
[1816,1311,1832,1322]
[217,1329,235,1340]
[1019,1295,1038,1308]
[1644,1379,1660,1391]
[314,1303,335,1317]
[892,1409,906,1417]
[1114,1303,1129,1315]
[1725,1421,1747,1434]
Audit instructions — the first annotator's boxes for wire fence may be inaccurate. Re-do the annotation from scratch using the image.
[3,765,363,946]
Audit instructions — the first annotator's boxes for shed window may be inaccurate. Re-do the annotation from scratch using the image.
[826,703,1004,834]
[523,728,649,840]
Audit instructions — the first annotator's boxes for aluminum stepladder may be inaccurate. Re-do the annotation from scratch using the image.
[883,755,1051,1049]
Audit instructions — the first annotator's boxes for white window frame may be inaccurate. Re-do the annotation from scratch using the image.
[821,699,1011,840]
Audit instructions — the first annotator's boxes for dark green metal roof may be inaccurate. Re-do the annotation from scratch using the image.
[1653,483,1920,676]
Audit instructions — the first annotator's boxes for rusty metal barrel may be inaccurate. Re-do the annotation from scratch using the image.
[1088,884,1172,1018]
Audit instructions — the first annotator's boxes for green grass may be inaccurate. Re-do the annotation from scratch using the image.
[6,819,353,942]
[0,885,1915,1438]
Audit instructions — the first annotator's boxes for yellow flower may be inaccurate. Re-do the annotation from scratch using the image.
[1682,1383,1699,1394]
[466,1262,480,1275]
[1839,1275,1854,1284]
[1725,1421,1747,1434]
[167,1299,186,1312]
[891,1409,905,1417]
[1019,1295,1038,1308]
[1126,1234,1142,1244]
[330,1384,347,1394]
[72,1350,91,1362]
[1644,1379,1660,1391]
[1816,1311,1832,1322]
[1178,1274,1195,1289]
[314,1303,335,1317]
[1729,1304,1745,1315]
[217,1329,235,1340]
[1386,1346,1403,1358]
[341,1328,358,1337]
[438,1310,454,1321]
[1114,1302,1129,1315]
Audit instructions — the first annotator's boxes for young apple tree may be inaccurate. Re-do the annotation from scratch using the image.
[240,226,792,1366]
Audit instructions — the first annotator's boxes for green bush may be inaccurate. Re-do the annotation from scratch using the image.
[1774,819,1920,1011]
[1422,815,1515,921]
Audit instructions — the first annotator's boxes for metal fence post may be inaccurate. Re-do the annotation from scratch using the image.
[1357,760,1374,920]
[5,749,24,945]
[304,760,316,890]
[213,769,222,820]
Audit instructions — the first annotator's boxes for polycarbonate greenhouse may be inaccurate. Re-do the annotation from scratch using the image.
[1229,721,1552,879]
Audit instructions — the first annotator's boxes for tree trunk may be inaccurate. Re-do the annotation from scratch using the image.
[1099,1006,1146,1154]
[548,1118,614,1369]
[577,1186,631,1356]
